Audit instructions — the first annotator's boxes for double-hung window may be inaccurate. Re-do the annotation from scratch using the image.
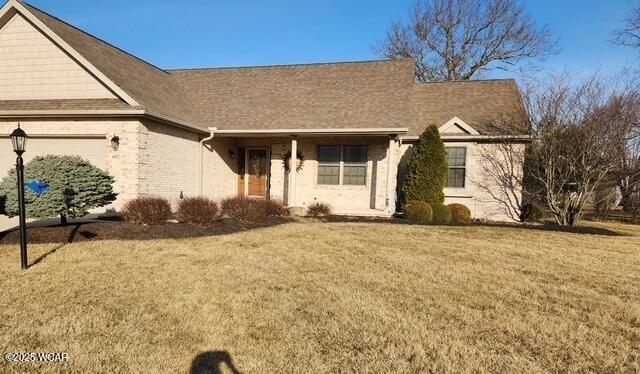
[317,145,367,186]
[342,145,367,185]
[317,145,341,185]
[446,147,466,188]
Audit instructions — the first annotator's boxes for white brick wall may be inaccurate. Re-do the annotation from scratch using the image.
[0,119,522,223]
[138,120,202,207]
[207,136,397,213]
[398,141,524,221]
[291,138,393,212]
[0,14,114,100]
[202,137,237,200]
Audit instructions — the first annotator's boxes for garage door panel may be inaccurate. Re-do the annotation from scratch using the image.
[0,137,107,178]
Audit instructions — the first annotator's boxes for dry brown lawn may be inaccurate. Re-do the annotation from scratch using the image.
[0,220,639,373]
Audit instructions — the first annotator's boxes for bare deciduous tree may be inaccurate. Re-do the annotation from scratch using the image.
[613,4,640,49]
[525,75,635,226]
[613,93,640,220]
[375,0,557,82]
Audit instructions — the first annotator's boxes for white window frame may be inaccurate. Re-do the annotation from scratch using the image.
[316,144,368,187]
[444,144,470,196]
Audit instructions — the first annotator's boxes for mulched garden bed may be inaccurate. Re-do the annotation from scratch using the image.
[0,217,292,245]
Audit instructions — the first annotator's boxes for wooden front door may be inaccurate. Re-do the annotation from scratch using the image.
[246,148,268,197]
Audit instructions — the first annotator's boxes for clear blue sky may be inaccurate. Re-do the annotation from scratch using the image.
[20,0,640,78]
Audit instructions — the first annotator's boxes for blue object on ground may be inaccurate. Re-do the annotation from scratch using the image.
[26,181,50,196]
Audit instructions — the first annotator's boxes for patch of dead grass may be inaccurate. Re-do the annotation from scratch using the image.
[0,221,638,373]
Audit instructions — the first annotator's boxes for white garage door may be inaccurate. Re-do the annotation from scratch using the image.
[0,137,108,178]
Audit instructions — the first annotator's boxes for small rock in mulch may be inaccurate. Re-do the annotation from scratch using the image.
[0,217,292,245]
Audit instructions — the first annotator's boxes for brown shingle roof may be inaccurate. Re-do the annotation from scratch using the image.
[11,1,528,137]
[0,99,133,111]
[170,59,414,131]
[411,79,529,136]
[20,2,205,130]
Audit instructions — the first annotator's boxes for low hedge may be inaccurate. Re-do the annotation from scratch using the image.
[220,197,289,222]
[431,204,452,225]
[260,199,290,217]
[122,196,171,225]
[220,197,266,222]
[404,201,433,223]
[307,202,332,217]
[176,196,220,227]
[448,203,471,225]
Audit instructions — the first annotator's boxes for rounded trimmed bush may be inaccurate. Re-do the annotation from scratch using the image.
[431,204,452,225]
[176,196,220,226]
[404,201,433,223]
[448,203,471,225]
[122,196,171,225]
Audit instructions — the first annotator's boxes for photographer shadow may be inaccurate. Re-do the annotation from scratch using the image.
[190,351,241,374]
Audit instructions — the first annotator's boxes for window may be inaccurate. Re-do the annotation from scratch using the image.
[317,145,341,185]
[317,145,368,186]
[446,147,466,188]
[343,145,367,185]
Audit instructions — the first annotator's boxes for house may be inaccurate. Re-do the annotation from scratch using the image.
[0,0,529,226]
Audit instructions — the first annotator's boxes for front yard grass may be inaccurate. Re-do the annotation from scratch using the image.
[0,220,638,373]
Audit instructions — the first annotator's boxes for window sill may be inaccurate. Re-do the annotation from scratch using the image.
[314,184,369,191]
[444,188,472,198]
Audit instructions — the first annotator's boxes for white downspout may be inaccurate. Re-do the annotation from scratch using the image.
[199,127,217,195]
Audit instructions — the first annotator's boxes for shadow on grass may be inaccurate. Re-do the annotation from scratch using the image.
[316,215,627,237]
[0,217,293,246]
[27,223,83,268]
[190,351,242,374]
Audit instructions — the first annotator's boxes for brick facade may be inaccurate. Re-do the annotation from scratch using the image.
[398,141,524,221]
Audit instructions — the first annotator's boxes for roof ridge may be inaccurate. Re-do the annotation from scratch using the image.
[415,78,517,85]
[167,58,411,72]
[18,1,170,75]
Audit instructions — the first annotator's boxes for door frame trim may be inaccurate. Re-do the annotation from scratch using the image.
[244,146,270,198]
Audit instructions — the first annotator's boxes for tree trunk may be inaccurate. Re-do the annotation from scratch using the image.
[60,214,67,225]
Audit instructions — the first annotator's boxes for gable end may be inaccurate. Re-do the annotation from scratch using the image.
[0,12,116,100]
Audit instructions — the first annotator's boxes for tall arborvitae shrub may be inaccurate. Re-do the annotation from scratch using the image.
[402,125,448,205]
[0,155,116,223]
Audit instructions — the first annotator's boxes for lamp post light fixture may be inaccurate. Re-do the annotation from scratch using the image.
[10,125,28,270]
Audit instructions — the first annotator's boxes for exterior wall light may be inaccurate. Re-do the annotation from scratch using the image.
[110,135,120,151]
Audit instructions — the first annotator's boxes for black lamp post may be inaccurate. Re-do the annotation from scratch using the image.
[10,126,28,270]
